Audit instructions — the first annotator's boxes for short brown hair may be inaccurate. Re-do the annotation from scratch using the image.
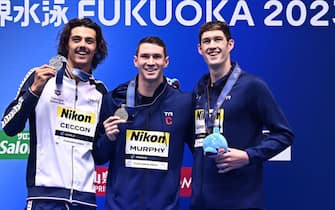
[135,36,167,57]
[198,21,232,43]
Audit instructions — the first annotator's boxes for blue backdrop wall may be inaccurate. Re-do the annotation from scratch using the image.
[0,0,334,210]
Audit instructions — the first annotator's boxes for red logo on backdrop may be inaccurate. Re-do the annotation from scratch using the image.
[94,166,192,197]
[94,166,108,196]
[179,167,192,197]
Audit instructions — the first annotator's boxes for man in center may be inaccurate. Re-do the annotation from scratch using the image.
[93,36,193,210]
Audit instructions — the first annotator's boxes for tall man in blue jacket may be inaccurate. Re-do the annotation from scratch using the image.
[2,18,108,210]
[191,21,294,210]
[93,36,193,210]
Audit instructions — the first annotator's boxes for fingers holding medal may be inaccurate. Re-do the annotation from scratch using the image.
[49,55,67,71]
[103,104,128,141]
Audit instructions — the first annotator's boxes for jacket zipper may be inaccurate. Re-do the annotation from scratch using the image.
[74,84,78,109]
[70,83,78,201]
[70,146,75,202]
[142,109,151,209]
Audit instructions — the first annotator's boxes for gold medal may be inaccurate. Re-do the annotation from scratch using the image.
[114,104,128,121]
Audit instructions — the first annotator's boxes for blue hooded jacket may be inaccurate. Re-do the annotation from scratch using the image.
[191,63,294,209]
[93,77,193,210]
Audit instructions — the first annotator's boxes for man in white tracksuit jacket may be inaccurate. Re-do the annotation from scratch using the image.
[1,18,108,210]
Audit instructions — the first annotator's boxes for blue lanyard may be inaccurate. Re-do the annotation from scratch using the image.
[126,78,167,108]
[49,55,66,86]
[126,79,136,107]
[56,62,66,86]
[205,64,242,130]
[55,60,91,87]
[56,67,91,85]
[72,68,92,82]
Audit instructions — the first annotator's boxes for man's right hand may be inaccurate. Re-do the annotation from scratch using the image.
[30,65,56,95]
[103,116,127,141]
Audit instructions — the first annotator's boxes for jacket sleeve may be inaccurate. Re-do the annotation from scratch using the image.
[186,91,196,153]
[1,69,39,136]
[93,94,116,165]
[245,78,294,164]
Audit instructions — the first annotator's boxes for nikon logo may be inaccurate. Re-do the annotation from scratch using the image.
[195,109,224,120]
[195,109,205,120]
[127,130,169,144]
[0,131,29,159]
[57,107,95,124]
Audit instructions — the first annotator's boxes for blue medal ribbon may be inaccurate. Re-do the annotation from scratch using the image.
[55,62,66,86]
[52,55,91,85]
[72,68,92,82]
[49,55,67,86]
[126,79,136,107]
[126,77,168,107]
[204,64,242,131]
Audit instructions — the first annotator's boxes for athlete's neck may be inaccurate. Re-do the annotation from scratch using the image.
[209,62,231,84]
[137,77,163,97]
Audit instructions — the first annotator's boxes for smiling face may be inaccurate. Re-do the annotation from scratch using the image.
[134,43,169,84]
[66,26,97,73]
[198,30,234,72]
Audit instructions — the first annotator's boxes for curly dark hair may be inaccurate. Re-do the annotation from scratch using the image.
[57,18,107,70]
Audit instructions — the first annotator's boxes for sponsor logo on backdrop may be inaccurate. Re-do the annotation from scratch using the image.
[0,130,29,159]
[94,166,108,196]
[94,166,193,197]
[180,167,192,197]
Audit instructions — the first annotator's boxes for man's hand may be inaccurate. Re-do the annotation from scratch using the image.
[103,116,126,141]
[215,148,250,173]
[30,65,56,95]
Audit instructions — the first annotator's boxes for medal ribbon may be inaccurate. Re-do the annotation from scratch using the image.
[126,77,168,108]
[50,55,67,86]
[72,68,92,82]
[126,79,136,107]
[56,62,66,86]
[205,64,242,130]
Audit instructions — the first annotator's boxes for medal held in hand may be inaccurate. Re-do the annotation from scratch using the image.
[49,55,67,86]
[114,104,128,121]
[49,55,66,71]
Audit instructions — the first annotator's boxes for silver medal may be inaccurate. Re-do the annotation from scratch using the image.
[114,104,128,121]
[49,55,66,71]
